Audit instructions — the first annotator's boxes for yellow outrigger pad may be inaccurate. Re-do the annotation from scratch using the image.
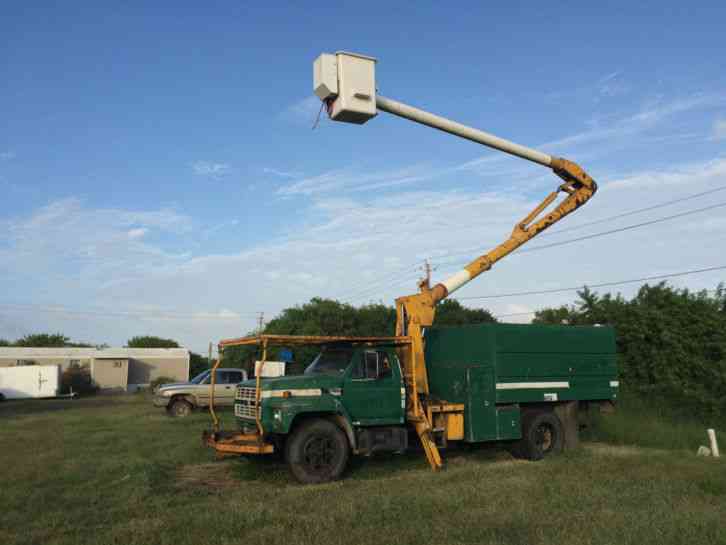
[202,430,274,456]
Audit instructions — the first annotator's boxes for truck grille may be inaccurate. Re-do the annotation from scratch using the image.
[235,386,257,419]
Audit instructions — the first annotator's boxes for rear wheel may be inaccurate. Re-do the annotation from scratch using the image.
[510,410,563,461]
[168,398,193,418]
[286,419,349,484]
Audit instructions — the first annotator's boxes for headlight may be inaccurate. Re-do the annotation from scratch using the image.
[273,409,282,421]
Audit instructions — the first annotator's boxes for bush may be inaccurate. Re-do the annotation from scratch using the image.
[150,376,176,391]
[61,365,98,396]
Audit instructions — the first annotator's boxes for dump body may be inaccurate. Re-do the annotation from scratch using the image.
[425,323,618,442]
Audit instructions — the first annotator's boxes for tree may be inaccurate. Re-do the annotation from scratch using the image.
[189,351,210,378]
[126,336,180,349]
[433,299,496,326]
[534,282,726,418]
[15,333,71,347]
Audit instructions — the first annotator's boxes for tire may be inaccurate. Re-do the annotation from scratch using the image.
[510,410,563,461]
[285,419,349,484]
[167,398,193,418]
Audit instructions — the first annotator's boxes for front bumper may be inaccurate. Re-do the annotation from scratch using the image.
[202,429,275,456]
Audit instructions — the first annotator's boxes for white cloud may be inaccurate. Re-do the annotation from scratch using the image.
[713,119,726,141]
[0,151,16,161]
[262,167,302,178]
[276,164,434,197]
[2,153,726,353]
[192,161,231,178]
[127,228,147,239]
[459,92,726,174]
[0,198,192,284]
[597,71,629,99]
[283,95,323,124]
[604,157,726,191]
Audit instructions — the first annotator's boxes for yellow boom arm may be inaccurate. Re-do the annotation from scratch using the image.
[394,158,597,470]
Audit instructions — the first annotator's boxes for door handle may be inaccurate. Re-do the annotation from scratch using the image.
[225,386,231,389]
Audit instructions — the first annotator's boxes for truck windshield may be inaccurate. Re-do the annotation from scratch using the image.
[304,349,353,375]
[190,370,210,384]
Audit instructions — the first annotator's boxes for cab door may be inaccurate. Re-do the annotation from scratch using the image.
[342,349,404,426]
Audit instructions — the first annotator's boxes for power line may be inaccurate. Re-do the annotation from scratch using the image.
[346,271,422,304]
[329,187,726,304]
[517,201,726,255]
[336,263,423,303]
[457,265,726,301]
[433,199,726,267]
[0,302,263,321]
[536,183,726,239]
[494,311,537,319]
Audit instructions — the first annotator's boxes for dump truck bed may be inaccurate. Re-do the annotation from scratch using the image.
[425,323,617,442]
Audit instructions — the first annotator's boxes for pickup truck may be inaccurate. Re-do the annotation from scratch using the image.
[154,368,247,417]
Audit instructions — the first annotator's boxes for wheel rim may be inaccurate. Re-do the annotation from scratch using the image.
[535,423,554,453]
[302,434,337,475]
[174,403,188,416]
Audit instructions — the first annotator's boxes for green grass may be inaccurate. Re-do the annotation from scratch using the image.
[1,394,725,545]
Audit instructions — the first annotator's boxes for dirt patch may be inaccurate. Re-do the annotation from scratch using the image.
[176,462,238,491]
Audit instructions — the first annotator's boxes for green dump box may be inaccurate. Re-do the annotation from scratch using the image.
[424,323,618,443]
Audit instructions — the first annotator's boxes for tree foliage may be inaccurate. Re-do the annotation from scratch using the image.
[534,282,726,418]
[12,333,92,347]
[219,298,497,376]
[189,352,210,378]
[126,336,180,349]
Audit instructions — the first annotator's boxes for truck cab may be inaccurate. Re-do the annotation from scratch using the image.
[236,345,404,435]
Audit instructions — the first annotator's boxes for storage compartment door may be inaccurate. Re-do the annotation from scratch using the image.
[465,366,497,442]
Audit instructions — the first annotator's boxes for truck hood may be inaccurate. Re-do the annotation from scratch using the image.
[241,374,343,391]
[156,382,192,393]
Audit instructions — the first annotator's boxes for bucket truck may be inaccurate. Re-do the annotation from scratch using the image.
[203,52,616,483]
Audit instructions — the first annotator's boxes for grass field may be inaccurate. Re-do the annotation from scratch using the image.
[1,394,724,545]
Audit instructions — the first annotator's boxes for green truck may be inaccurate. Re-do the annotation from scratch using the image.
[205,323,617,483]
[202,51,612,483]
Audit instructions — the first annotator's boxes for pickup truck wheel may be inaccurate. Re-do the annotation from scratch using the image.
[168,398,193,418]
[511,411,563,461]
[286,419,349,484]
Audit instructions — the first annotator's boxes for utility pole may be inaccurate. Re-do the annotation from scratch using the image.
[419,259,434,290]
[257,312,265,335]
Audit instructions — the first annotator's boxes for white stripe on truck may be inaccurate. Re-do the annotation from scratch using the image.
[260,388,322,399]
[496,381,570,390]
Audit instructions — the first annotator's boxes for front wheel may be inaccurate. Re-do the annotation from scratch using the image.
[167,398,193,418]
[285,419,349,484]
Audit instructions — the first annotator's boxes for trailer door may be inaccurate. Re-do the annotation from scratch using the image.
[465,366,497,442]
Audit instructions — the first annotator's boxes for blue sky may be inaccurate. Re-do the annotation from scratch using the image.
[2,2,725,352]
